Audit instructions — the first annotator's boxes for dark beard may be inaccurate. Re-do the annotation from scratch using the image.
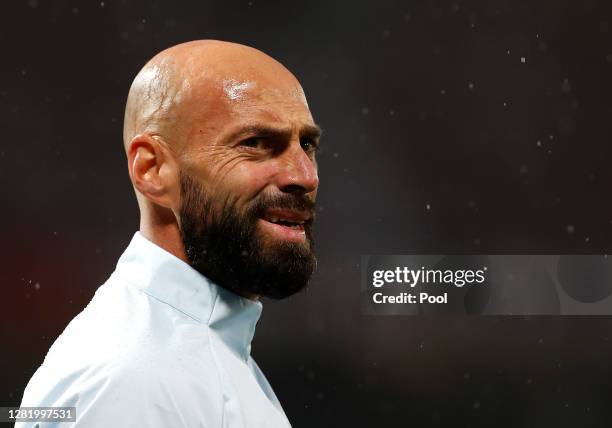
[178,171,317,299]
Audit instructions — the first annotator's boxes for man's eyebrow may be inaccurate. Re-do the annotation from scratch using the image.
[300,124,323,140]
[224,123,323,143]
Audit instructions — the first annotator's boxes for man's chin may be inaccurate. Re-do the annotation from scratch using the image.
[253,225,314,262]
[256,238,314,263]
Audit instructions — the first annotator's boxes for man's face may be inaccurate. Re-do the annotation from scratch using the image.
[176,75,321,299]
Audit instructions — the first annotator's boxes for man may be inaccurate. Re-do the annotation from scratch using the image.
[18,40,321,427]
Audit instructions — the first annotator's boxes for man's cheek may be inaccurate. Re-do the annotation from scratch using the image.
[233,163,275,190]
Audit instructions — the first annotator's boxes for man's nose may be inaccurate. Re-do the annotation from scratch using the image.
[276,142,319,195]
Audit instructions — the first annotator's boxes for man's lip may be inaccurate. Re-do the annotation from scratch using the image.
[262,209,311,223]
[257,218,307,242]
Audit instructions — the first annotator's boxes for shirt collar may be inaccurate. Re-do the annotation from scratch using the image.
[114,231,263,361]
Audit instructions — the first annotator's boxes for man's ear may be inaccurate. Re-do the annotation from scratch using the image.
[127,133,178,209]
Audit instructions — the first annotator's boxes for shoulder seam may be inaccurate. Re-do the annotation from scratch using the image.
[124,281,204,324]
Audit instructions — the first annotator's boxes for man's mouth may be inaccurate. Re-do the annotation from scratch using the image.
[258,209,311,241]
[263,216,306,230]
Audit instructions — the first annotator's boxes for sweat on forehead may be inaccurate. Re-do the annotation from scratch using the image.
[122,40,305,150]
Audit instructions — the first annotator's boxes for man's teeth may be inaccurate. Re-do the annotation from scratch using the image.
[266,216,305,226]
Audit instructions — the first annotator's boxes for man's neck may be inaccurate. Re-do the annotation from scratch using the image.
[139,222,190,265]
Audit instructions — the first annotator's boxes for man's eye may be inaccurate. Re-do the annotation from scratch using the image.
[239,138,264,149]
[300,138,318,153]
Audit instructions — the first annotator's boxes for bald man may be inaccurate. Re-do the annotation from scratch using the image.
[17,40,321,428]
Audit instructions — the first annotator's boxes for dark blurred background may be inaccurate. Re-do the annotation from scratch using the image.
[2,0,612,426]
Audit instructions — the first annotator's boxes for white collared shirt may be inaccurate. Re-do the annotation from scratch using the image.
[18,232,292,428]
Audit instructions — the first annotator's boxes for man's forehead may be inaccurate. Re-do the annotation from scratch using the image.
[221,78,308,106]
[190,74,312,121]
[222,78,254,101]
[225,86,314,129]
[183,77,315,143]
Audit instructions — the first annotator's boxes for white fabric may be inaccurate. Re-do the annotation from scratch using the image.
[18,232,291,428]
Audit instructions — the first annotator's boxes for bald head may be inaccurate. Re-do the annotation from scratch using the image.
[123,40,308,154]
